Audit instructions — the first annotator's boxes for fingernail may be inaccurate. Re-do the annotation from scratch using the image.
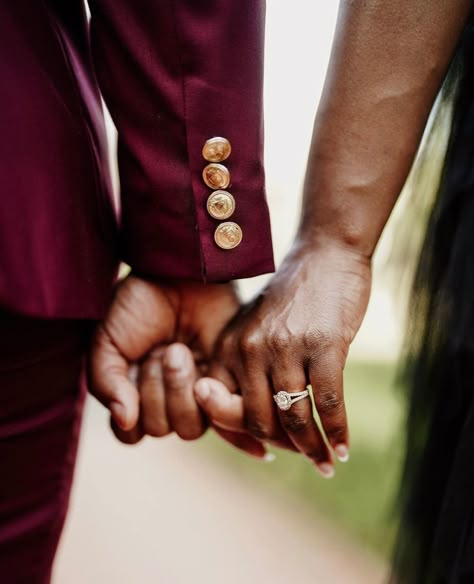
[110,401,127,428]
[317,463,335,479]
[128,363,139,384]
[263,452,276,463]
[335,444,350,463]
[194,381,211,402]
[166,345,185,369]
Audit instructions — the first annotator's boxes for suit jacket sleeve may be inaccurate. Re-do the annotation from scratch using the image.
[88,0,275,282]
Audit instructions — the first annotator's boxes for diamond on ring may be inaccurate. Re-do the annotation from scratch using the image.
[274,392,292,411]
[273,389,310,411]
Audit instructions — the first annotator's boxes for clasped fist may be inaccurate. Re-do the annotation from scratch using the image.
[89,242,372,477]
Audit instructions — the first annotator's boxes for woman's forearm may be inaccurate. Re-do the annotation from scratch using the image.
[298,0,473,257]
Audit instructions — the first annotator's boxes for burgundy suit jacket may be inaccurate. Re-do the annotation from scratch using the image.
[0,1,274,319]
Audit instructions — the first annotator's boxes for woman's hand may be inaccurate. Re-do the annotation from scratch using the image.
[209,240,372,477]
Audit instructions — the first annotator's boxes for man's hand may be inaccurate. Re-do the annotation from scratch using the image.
[88,275,269,458]
[209,241,372,477]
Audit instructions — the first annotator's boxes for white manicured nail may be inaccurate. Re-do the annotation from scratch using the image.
[263,452,276,463]
[335,444,350,463]
[317,463,335,479]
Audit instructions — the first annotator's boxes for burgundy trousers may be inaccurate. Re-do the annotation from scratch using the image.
[0,313,93,584]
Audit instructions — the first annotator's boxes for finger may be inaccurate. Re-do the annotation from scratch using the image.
[88,325,140,431]
[241,367,282,441]
[235,346,282,443]
[110,417,145,445]
[194,377,245,432]
[109,363,146,444]
[163,343,206,441]
[207,361,239,394]
[308,349,349,463]
[195,377,297,452]
[271,358,334,478]
[139,349,171,438]
[213,427,271,460]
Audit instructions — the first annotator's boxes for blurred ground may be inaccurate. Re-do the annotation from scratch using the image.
[54,398,387,584]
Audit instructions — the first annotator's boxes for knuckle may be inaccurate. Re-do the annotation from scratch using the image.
[281,414,310,435]
[327,425,346,443]
[312,329,335,350]
[239,331,261,358]
[302,328,319,349]
[246,418,272,440]
[269,332,291,351]
[142,420,170,438]
[304,328,346,356]
[306,330,348,363]
[176,425,206,442]
[316,390,342,414]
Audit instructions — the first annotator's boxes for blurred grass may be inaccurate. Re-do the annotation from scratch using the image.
[197,360,404,559]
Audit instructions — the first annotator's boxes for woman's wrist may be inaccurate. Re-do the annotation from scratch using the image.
[266,233,372,298]
[292,225,375,264]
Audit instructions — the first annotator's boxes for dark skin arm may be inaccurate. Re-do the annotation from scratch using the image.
[209,0,473,477]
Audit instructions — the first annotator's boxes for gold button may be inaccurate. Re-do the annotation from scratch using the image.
[207,190,236,220]
[202,137,232,162]
[202,163,230,190]
[214,222,243,250]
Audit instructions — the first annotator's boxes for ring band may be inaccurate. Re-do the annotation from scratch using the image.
[274,389,310,411]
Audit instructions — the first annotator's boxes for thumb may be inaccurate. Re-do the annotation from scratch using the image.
[195,376,298,454]
[88,324,140,431]
[194,378,272,461]
[194,377,245,432]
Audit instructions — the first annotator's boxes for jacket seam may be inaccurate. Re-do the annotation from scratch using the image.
[169,0,207,282]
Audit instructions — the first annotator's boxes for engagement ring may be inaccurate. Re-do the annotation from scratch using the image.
[273,389,310,411]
